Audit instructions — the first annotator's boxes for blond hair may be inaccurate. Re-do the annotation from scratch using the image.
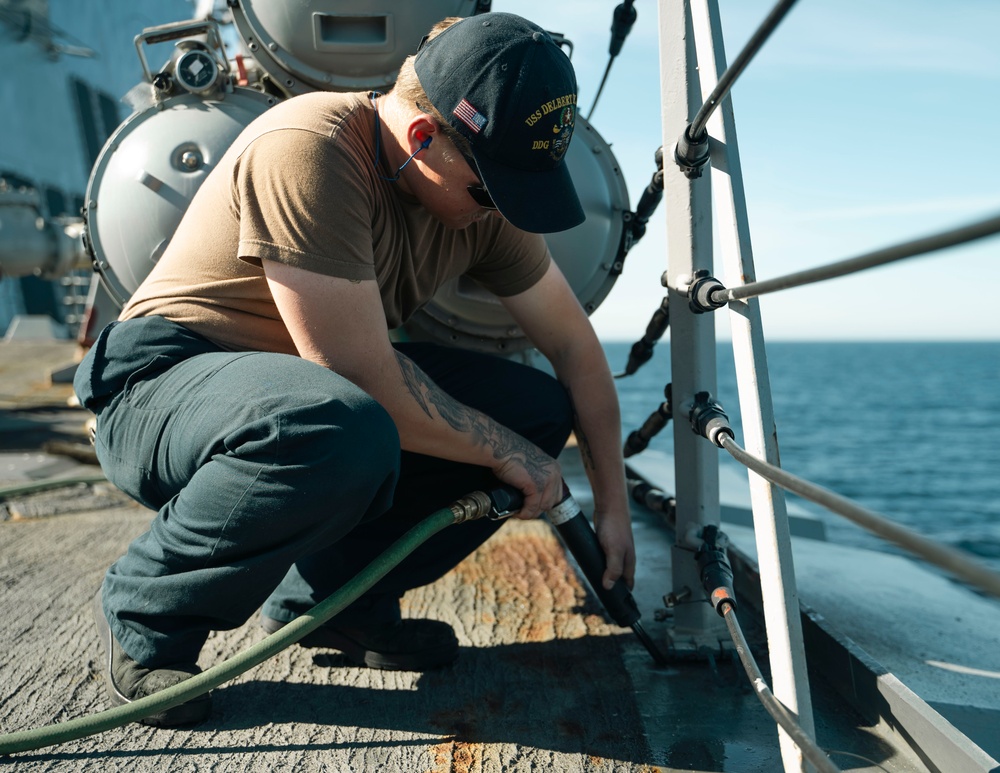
[392,17,473,159]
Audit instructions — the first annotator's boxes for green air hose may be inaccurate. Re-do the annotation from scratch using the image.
[0,502,464,756]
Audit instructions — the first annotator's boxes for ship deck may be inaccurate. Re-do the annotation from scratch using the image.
[0,339,975,772]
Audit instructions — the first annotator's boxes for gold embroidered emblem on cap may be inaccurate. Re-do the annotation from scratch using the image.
[524,93,577,127]
[527,105,574,160]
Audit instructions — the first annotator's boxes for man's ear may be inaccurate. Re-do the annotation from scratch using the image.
[408,116,438,152]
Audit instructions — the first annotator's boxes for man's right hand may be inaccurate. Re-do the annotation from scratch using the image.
[492,445,563,520]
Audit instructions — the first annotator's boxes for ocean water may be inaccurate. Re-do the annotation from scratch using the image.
[604,340,1000,575]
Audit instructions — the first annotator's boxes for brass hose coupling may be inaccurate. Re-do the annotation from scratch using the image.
[450,490,493,524]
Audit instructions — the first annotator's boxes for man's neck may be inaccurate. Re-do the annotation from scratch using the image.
[373,92,414,195]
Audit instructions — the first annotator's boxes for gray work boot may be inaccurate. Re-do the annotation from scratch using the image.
[92,590,212,727]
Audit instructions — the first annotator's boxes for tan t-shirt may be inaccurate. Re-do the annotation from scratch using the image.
[120,91,551,354]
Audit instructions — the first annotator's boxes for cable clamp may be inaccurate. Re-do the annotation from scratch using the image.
[680,269,728,313]
[672,127,711,179]
[696,524,737,616]
[689,391,734,447]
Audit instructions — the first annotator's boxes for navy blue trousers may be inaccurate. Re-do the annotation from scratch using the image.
[76,316,573,667]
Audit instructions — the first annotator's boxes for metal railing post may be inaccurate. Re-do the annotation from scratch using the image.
[656,0,728,649]
[688,0,816,769]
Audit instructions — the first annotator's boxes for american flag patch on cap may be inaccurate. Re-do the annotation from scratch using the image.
[453,99,488,134]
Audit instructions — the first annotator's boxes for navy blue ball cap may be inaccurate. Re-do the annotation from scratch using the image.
[414,13,585,234]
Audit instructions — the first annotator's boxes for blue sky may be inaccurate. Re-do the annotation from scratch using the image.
[498,0,1000,341]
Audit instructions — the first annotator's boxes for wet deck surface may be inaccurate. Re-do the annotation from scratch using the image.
[0,341,924,772]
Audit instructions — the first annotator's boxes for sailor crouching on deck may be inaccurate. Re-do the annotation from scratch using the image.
[74,12,634,727]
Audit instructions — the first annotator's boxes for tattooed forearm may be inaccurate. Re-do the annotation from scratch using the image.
[424,383,550,470]
[393,351,553,488]
[394,351,434,418]
[395,351,476,430]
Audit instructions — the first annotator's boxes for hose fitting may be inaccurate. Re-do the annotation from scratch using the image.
[450,491,493,523]
[627,477,676,520]
[625,147,665,251]
[615,295,670,378]
[624,384,672,458]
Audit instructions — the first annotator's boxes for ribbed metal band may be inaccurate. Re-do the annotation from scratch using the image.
[545,496,581,526]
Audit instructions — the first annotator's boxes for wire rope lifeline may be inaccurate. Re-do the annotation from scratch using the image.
[674,0,800,178]
[689,0,800,140]
[720,601,841,773]
[691,508,837,771]
[715,433,1000,600]
[704,210,1000,307]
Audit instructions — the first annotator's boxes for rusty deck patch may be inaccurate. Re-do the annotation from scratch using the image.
[406,519,652,771]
